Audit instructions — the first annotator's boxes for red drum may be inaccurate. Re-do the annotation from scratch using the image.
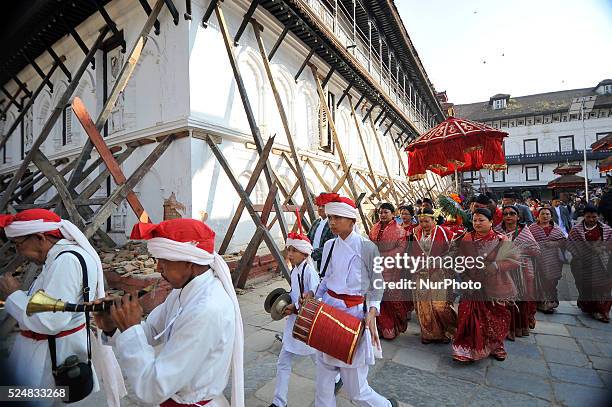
[292,298,364,364]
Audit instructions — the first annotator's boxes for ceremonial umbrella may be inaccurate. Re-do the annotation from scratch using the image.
[406,116,508,191]
[553,163,582,176]
[599,156,612,173]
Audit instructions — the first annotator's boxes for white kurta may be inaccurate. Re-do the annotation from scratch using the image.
[315,231,383,368]
[282,258,320,355]
[313,218,328,249]
[5,240,100,394]
[104,271,235,406]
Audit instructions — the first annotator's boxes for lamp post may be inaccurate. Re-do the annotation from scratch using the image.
[569,96,596,202]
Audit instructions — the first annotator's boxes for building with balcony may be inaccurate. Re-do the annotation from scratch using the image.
[455,79,612,200]
[0,0,447,250]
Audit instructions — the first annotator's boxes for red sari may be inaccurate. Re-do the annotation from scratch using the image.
[411,225,457,342]
[369,220,412,339]
[452,229,513,362]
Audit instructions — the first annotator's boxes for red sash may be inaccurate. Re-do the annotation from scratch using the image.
[160,399,211,407]
[328,289,364,308]
[20,323,85,341]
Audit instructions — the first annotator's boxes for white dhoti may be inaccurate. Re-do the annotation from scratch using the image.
[315,352,390,407]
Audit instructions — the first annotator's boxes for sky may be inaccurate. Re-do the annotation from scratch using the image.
[396,0,612,105]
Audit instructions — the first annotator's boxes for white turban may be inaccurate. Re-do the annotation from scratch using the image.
[146,237,245,407]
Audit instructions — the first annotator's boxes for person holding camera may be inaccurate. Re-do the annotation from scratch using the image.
[0,209,124,405]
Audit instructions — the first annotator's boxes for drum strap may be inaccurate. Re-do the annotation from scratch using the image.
[297,262,306,297]
[320,240,336,278]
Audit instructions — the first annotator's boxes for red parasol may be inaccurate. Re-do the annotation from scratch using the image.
[406,116,508,181]
[599,156,612,173]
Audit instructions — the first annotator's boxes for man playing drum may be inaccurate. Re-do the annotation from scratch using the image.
[308,193,398,407]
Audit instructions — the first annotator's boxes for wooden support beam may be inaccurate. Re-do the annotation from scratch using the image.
[322,67,335,88]
[205,135,290,283]
[72,97,150,223]
[348,95,380,202]
[84,135,175,238]
[0,59,62,152]
[219,136,275,254]
[268,24,289,61]
[252,21,317,224]
[21,51,54,91]
[163,0,180,25]
[325,163,352,197]
[305,157,332,192]
[234,0,260,45]
[137,0,161,34]
[353,94,365,110]
[368,114,400,206]
[383,119,396,137]
[361,103,376,123]
[31,151,86,229]
[373,109,385,125]
[92,0,122,40]
[295,48,315,82]
[201,0,219,27]
[310,65,369,233]
[20,159,79,204]
[0,27,109,211]
[67,1,163,193]
[12,76,32,98]
[336,83,352,108]
[44,44,71,81]
[265,179,300,232]
[215,4,288,239]
[0,86,23,113]
[234,182,278,288]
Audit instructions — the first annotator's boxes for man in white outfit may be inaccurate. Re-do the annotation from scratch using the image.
[0,209,125,406]
[94,218,244,407]
[308,194,398,407]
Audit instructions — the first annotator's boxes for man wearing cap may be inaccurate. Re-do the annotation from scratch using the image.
[0,209,124,405]
[307,193,337,273]
[309,193,397,407]
[270,226,320,407]
[93,218,244,406]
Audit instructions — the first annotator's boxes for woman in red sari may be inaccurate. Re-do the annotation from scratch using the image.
[452,208,517,363]
[398,204,416,237]
[369,202,411,339]
[529,207,566,313]
[411,209,457,344]
[494,205,541,339]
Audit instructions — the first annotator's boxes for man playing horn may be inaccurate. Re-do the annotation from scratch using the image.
[94,218,244,407]
[0,209,124,405]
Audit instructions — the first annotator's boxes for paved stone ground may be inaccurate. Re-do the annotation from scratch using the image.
[3,266,612,406]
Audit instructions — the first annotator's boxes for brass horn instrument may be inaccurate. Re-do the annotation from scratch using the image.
[23,283,158,316]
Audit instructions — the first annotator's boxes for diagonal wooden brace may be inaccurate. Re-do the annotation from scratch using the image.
[72,97,150,223]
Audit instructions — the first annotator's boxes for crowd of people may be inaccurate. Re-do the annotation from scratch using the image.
[356,188,612,366]
[0,186,610,407]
